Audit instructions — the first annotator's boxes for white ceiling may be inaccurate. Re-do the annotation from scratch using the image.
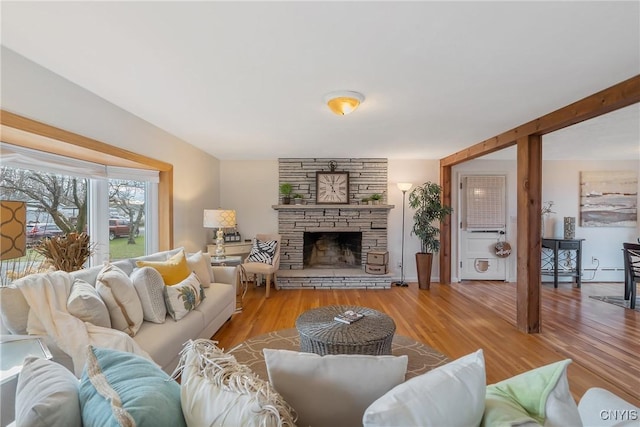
[1,1,639,161]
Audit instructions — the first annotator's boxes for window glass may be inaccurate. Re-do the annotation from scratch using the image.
[1,154,158,284]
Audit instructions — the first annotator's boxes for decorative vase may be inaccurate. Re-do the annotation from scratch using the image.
[564,217,576,239]
[415,252,433,290]
[282,196,291,205]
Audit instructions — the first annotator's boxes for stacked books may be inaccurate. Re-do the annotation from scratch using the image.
[334,310,364,324]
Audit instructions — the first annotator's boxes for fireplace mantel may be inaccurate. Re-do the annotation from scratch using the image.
[272,204,395,210]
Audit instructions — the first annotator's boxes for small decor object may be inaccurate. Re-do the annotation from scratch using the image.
[541,201,555,238]
[494,241,512,258]
[34,232,94,272]
[316,161,349,204]
[564,217,576,239]
[334,310,364,324]
[292,194,304,205]
[369,193,382,205]
[279,183,293,205]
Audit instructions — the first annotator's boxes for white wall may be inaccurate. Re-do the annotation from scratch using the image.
[1,48,220,253]
[218,158,443,282]
[453,158,639,282]
[543,160,639,281]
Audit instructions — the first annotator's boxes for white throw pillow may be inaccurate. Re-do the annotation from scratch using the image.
[15,356,81,427]
[96,263,143,336]
[179,339,296,427]
[363,349,486,427]
[187,251,212,288]
[264,348,408,427]
[130,267,167,323]
[163,272,205,321]
[67,279,111,328]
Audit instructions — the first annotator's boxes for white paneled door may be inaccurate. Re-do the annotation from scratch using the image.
[459,175,508,281]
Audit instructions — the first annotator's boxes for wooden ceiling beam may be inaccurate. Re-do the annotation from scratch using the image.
[440,75,640,168]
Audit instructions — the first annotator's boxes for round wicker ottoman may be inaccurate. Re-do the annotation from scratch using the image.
[295,305,396,356]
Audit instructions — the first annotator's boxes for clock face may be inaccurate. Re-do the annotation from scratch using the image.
[316,172,349,204]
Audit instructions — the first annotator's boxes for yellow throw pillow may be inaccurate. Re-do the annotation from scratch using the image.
[136,250,190,286]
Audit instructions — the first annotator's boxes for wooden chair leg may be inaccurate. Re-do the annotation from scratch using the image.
[265,275,271,298]
[273,273,279,290]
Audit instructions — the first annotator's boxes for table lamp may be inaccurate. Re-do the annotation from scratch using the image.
[203,209,236,260]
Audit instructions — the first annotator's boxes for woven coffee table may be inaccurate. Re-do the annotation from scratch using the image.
[295,305,396,356]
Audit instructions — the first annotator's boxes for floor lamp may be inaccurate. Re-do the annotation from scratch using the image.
[393,183,412,287]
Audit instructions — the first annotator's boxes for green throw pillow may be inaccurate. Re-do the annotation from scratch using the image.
[482,359,581,427]
[79,346,186,427]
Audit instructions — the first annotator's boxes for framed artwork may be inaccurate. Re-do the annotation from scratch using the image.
[316,171,349,204]
[580,170,637,227]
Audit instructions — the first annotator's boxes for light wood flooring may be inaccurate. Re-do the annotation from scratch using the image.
[212,279,639,406]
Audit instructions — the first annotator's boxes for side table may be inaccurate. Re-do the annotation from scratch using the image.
[295,305,396,356]
[1,336,52,427]
[541,238,584,288]
[210,255,243,266]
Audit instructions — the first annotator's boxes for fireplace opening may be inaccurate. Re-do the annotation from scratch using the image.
[303,232,362,269]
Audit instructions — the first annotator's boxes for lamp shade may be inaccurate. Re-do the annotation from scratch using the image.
[203,209,236,229]
[323,91,365,115]
[397,182,413,192]
[1,200,27,260]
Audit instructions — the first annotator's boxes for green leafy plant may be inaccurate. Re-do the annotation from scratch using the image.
[369,193,382,201]
[408,182,453,253]
[279,183,293,196]
[293,193,303,199]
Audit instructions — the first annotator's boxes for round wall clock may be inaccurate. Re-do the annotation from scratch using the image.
[316,171,349,204]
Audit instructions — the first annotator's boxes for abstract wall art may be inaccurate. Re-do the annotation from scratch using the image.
[580,170,637,227]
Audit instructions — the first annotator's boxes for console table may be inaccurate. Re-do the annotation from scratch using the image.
[541,238,584,288]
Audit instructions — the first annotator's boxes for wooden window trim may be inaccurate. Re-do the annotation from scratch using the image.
[1,110,174,250]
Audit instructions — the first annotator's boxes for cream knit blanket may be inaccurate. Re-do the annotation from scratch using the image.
[16,270,151,377]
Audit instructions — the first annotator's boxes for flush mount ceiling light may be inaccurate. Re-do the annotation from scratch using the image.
[323,91,365,116]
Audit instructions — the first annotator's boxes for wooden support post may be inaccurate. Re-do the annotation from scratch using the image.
[440,165,452,284]
[516,135,542,333]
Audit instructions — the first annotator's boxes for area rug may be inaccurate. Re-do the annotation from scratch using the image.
[227,328,451,380]
[589,295,640,312]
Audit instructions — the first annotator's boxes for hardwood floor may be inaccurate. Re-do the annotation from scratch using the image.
[212,279,639,406]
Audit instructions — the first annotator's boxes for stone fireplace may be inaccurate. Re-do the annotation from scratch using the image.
[274,157,393,289]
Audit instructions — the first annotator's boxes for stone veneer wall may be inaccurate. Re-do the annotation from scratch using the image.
[277,158,390,272]
[278,158,388,204]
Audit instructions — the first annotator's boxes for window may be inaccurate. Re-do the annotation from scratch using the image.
[1,143,160,283]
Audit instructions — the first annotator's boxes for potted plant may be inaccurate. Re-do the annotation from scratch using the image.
[280,183,293,205]
[293,194,304,205]
[408,182,453,290]
[361,197,370,205]
[369,193,382,205]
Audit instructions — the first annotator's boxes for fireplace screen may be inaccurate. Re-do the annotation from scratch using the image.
[303,232,362,268]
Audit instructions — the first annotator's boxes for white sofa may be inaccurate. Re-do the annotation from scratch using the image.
[0,248,237,375]
[1,248,237,427]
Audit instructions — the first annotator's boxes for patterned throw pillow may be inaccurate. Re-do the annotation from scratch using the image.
[246,239,277,264]
[130,267,167,324]
[96,263,144,337]
[163,273,205,321]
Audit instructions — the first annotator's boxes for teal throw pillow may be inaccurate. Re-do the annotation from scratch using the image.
[79,345,186,427]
